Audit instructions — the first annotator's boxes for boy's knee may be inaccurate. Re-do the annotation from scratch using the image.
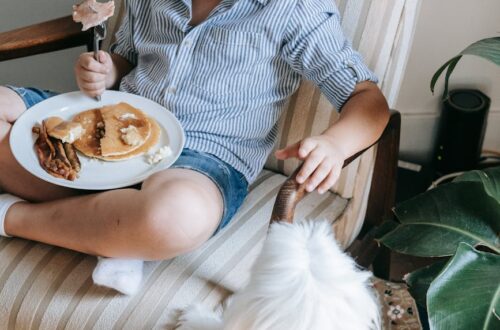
[0,86,26,123]
[136,207,210,260]
[134,186,217,260]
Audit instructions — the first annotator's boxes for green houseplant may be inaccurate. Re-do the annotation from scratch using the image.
[376,166,500,330]
[430,37,500,99]
[378,35,500,330]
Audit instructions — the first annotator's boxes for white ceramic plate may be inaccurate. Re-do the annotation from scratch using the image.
[10,91,185,190]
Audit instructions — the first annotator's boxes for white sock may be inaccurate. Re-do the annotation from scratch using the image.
[92,257,144,295]
[0,194,24,237]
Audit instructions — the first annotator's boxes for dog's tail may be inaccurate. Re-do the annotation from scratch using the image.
[224,220,381,330]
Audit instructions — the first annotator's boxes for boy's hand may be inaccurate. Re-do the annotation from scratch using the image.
[75,51,114,98]
[275,135,347,194]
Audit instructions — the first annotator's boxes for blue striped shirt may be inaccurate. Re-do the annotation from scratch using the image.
[111,0,377,183]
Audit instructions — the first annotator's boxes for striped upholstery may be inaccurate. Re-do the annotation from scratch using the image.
[0,171,349,329]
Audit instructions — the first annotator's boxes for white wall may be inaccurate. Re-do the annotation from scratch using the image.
[396,0,500,164]
[0,0,84,92]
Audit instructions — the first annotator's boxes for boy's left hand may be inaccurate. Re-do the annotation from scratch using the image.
[275,135,347,194]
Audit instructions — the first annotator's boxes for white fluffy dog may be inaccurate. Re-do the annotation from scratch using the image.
[176,220,380,330]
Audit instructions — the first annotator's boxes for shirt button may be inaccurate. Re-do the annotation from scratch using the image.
[345,59,356,68]
[183,39,192,47]
[167,86,177,94]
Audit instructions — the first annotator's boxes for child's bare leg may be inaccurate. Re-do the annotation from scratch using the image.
[0,86,81,201]
[5,168,223,260]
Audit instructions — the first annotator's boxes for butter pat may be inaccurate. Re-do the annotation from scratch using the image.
[120,125,144,146]
[147,146,173,164]
[119,113,138,120]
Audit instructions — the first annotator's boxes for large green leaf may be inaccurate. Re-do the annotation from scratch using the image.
[404,260,448,308]
[430,37,500,99]
[427,243,500,330]
[454,167,500,201]
[377,168,500,257]
[373,219,399,240]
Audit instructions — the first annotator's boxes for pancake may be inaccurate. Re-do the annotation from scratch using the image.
[72,109,103,157]
[49,122,84,143]
[99,103,151,157]
[96,118,161,161]
[45,117,64,132]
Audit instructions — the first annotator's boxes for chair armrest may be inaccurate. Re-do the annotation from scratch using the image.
[0,16,92,62]
[270,110,401,224]
[363,110,401,229]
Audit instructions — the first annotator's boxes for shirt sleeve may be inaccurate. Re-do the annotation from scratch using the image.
[109,2,138,66]
[281,0,378,110]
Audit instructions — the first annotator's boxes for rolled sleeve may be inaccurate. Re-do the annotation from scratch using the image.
[282,0,378,110]
[109,3,138,66]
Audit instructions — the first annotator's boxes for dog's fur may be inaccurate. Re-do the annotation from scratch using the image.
[177,220,380,330]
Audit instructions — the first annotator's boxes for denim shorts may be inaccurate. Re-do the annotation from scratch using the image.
[170,148,248,232]
[6,86,58,108]
[7,86,249,233]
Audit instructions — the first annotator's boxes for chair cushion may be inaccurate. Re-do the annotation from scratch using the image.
[0,170,349,329]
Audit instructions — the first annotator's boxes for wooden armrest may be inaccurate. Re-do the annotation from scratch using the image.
[0,16,92,62]
[270,110,401,224]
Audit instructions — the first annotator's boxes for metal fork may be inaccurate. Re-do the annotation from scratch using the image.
[93,23,107,101]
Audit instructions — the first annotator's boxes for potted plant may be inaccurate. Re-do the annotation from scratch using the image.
[376,166,499,330]
[376,38,500,329]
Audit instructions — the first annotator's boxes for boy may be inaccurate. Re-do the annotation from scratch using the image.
[0,0,388,292]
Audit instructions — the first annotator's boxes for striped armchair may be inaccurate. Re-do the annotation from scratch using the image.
[0,0,421,328]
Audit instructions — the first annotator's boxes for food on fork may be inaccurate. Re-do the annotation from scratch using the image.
[72,0,115,31]
[32,121,81,181]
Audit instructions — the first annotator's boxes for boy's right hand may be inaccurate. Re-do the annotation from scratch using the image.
[75,51,114,98]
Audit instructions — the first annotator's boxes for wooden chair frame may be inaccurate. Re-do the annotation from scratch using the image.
[0,16,401,278]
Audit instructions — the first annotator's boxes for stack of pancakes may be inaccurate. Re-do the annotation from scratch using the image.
[73,102,160,161]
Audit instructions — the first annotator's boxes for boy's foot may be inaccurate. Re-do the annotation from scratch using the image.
[92,257,144,295]
[0,193,25,237]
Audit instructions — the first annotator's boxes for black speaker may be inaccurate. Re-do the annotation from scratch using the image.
[434,89,490,174]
